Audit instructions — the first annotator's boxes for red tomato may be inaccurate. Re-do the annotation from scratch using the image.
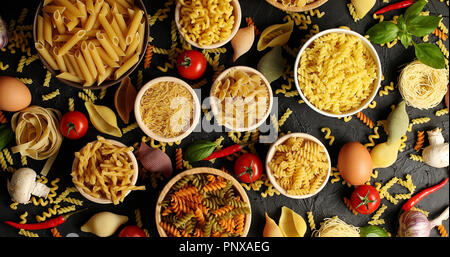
[59,111,89,140]
[118,225,147,237]
[234,153,263,183]
[176,50,207,80]
[350,185,381,215]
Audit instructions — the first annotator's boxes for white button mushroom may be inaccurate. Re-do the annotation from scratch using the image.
[7,168,51,204]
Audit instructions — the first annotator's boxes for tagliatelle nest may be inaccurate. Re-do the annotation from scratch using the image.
[398,61,448,110]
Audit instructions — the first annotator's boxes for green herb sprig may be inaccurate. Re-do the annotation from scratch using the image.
[366,0,445,69]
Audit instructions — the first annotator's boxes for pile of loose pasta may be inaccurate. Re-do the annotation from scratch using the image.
[268,136,330,196]
[178,0,235,46]
[312,216,360,237]
[71,136,146,205]
[297,32,378,114]
[159,173,251,237]
[398,60,448,109]
[36,0,147,86]
[139,81,194,138]
[211,69,270,130]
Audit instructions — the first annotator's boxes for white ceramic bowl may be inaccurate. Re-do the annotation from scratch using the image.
[294,28,382,118]
[134,76,201,143]
[209,66,273,132]
[71,139,139,204]
[265,133,331,199]
[174,0,242,49]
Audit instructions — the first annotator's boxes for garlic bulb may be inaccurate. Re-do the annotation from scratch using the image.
[422,128,449,168]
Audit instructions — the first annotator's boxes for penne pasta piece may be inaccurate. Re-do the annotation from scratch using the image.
[37,15,45,45]
[57,72,83,83]
[43,13,53,46]
[88,42,106,75]
[35,42,59,70]
[64,16,80,32]
[113,12,127,34]
[75,50,94,86]
[42,5,66,14]
[58,30,86,55]
[86,0,94,14]
[98,6,118,41]
[137,18,146,54]
[114,52,138,80]
[52,47,67,72]
[76,0,88,25]
[44,0,55,7]
[67,53,84,79]
[125,9,143,45]
[53,10,66,34]
[97,66,114,85]
[62,54,76,75]
[125,32,140,58]
[111,18,127,51]
[80,41,98,80]
[96,32,120,61]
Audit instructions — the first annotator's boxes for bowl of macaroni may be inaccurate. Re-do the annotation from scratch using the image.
[134,76,201,143]
[33,0,149,89]
[71,137,144,205]
[294,28,382,118]
[209,66,273,132]
[265,133,331,199]
[174,0,242,49]
[265,0,328,12]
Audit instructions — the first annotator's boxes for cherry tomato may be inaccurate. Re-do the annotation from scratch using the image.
[59,111,89,140]
[176,50,207,80]
[234,153,263,183]
[118,225,147,237]
[350,185,380,215]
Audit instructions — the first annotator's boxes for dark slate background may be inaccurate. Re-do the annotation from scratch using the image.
[0,0,448,238]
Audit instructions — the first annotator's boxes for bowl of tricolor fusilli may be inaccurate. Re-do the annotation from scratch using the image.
[294,28,382,118]
[155,167,252,237]
[265,133,331,199]
[174,0,242,49]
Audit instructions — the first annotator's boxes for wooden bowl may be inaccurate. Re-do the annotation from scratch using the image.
[265,0,328,12]
[293,28,382,118]
[265,133,331,199]
[71,139,139,204]
[174,0,242,50]
[155,167,252,237]
[209,66,273,132]
[134,76,201,143]
[32,0,150,90]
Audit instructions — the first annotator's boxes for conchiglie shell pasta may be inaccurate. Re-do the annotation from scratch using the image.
[279,206,307,237]
[263,213,284,237]
[85,102,122,137]
[351,0,376,19]
[257,19,294,51]
[81,212,128,237]
[231,25,255,62]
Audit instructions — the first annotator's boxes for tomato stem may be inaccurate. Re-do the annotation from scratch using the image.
[238,160,254,181]
[66,122,79,137]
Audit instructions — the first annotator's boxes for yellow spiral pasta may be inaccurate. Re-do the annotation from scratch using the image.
[321,127,335,146]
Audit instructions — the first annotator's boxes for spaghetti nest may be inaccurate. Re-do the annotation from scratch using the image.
[398,61,448,109]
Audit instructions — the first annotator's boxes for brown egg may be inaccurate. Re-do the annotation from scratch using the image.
[337,141,373,186]
[0,76,32,112]
[445,85,449,110]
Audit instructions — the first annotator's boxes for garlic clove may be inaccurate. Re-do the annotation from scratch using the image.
[231,25,255,62]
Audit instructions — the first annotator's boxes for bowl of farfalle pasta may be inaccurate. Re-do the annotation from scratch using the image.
[209,66,273,132]
[265,133,331,199]
[174,0,242,49]
[155,167,252,237]
[265,0,328,12]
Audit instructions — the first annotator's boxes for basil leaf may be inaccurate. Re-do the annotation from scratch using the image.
[184,140,217,162]
[407,15,442,37]
[0,124,13,151]
[404,0,428,22]
[366,22,400,45]
[397,15,407,32]
[414,42,446,69]
[399,31,412,49]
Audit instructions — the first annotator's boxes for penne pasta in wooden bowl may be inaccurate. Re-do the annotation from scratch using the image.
[33,0,150,89]
[265,0,328,12]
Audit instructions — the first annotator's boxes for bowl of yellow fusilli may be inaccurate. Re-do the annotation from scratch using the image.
[294,28,382,118]
[265,133,331,199]
[155,167,252,237]
[174,0,242,49]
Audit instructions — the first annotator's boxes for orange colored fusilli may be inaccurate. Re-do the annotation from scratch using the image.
[144,44,154,69]
[433,28,448,41]
[414,131,425,152]
[356,112,375,129]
